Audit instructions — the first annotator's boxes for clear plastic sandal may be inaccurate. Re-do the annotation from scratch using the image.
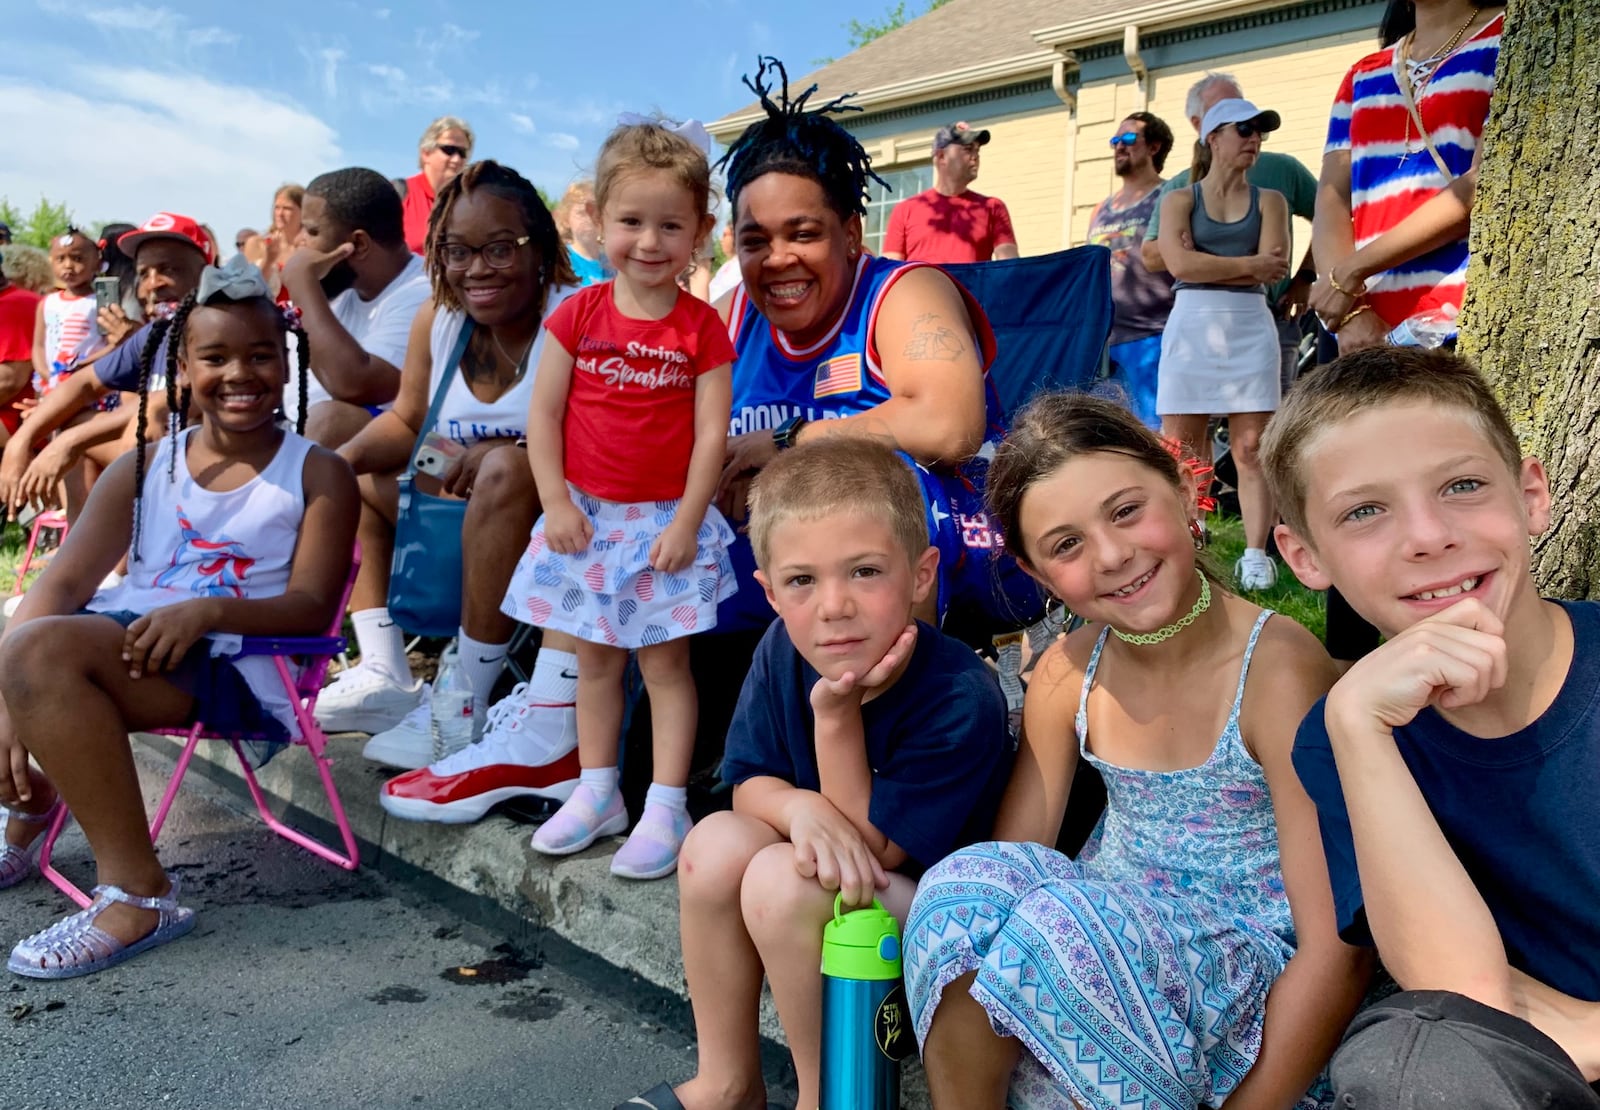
[0,799,65,891]
[8,876,196,979]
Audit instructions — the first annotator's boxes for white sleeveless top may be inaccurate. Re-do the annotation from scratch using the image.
[426,285,579,447]
[92,427,316,735]
[41,291,100,381]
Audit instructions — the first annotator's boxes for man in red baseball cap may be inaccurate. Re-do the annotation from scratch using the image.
[0,212,212,517]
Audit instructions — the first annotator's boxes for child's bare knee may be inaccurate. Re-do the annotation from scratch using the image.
[740,843,832,940]
[679,812,771,904]
[635,640,689,685]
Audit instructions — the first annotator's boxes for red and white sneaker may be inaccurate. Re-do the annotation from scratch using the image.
[379,684,579,824]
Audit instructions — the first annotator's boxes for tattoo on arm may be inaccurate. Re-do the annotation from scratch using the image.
[902,314,966,362]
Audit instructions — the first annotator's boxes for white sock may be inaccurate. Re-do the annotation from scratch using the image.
[351,608,411,683]
[457,630,510,707]
[580,766,619,803]
[1244,547,1269,561]
[644,783,688,815]
[529,647,579,704]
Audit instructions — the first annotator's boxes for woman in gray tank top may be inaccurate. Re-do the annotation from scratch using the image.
[1155,98,1293,592]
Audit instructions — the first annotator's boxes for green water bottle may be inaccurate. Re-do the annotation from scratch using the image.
[820,895,914,1109]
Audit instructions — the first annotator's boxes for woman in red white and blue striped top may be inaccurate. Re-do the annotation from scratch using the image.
[1309,0,1504,352]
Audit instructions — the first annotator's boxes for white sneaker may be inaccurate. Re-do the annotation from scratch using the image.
[314,661,424,735]
[474,682,579,767]
[1235,550,1279,592]
[361,684,434,770]
[2,595,23,621]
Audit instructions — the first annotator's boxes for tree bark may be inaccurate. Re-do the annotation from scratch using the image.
[1461,0,1600,598]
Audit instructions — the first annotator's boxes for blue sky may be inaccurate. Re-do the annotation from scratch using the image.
[1,0,877,240]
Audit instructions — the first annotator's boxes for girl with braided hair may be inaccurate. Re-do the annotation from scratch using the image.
[711,57,1039,641]
[0,256,358,979]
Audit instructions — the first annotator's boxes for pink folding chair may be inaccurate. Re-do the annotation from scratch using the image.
[10,509,70,595]
[38,546,364,908]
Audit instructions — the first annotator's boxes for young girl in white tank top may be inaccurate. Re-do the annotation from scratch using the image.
[0,256,358,980]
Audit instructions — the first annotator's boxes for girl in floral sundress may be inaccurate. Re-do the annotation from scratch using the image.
[904,393,1371,1110]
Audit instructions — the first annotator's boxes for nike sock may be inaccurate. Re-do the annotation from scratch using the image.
[644,783,688,816]
[529,648,579,704]
[580,766,620,804]
[351,608,411,683]
[457,629,510,708]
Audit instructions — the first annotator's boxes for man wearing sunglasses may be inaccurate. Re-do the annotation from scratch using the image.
[399,116,474,254]
[1142,73,1319,394]
[281,167,433,450]
[1085,112,1177,427]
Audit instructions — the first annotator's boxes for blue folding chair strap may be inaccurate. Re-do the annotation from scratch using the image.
[230,635,348,659]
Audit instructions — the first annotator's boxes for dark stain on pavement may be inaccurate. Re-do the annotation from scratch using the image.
[368,985,428,1005]
[440,942,541,986]
[489,987,565,1023]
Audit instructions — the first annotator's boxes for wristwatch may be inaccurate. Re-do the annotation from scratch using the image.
[773,414,808,451]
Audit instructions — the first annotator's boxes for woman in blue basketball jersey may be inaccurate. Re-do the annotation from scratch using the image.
[712,57,1037,637]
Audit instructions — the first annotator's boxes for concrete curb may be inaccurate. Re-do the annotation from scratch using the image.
[135,731,933,1107]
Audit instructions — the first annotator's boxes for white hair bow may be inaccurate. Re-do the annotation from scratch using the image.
[616,112,713,156]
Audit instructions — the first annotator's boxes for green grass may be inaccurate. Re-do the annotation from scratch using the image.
[0,520,23,590]
[1205,513,1326,642]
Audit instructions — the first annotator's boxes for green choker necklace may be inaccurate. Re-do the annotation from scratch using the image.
[1112,570,1212,645]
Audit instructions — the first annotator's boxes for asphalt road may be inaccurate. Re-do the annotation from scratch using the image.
[0,745,792,1110]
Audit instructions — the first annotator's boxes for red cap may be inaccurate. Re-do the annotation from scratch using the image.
[118,212,215,264]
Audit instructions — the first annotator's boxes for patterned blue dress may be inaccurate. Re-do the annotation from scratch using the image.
[904,612,1330,1109]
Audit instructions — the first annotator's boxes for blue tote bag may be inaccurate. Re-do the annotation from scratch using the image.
[387,319,475,638]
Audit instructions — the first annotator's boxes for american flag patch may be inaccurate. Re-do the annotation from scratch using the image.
[813,354,862,398]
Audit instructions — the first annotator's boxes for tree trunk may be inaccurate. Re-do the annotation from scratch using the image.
[1461,0,1600,598]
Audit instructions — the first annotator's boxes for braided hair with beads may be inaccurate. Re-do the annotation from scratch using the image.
[716,56,888,223]
[129,288,311,563]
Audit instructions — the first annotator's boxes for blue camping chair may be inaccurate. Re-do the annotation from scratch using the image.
[944,244,1114,424]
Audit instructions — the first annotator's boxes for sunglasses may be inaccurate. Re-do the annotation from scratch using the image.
[436,144,470,159]
[1228,122,1267,139]
[1109,131,1142,148]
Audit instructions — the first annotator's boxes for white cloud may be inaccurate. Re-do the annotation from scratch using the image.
[77,3,181,34]
[365,63,406,82]
[0,67,342,242]
[508,113,535,134]
[546,132,580,152]
[187,26,240,48]
[312,47,346,98]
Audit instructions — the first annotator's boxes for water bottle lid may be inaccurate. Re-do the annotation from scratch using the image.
[820,893,902,981]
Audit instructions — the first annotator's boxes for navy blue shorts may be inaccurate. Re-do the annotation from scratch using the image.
[88,609,289,745]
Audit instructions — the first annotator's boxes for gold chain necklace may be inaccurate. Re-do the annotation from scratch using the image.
[1400,9,1481,152]
[1111,570,1213,646]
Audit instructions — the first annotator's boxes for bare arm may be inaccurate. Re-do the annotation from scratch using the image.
[796,267,988,466]
[0,360,28,406]
[339,299,434,476]
[1157,190,1283,286]
[1332,146,1480,293]
[524,333,575,515]
[0,369,107,510]
[1225,620,1372,1110]
[30,299,47,386]
[671,364,732,536]
[991,637,1083,845]
[16,405,138,507]
[282,245,406,407]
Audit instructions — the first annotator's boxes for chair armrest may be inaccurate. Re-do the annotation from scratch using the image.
[231,636,348,659]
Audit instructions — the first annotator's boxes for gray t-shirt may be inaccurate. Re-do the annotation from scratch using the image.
[1086,184,1175,344]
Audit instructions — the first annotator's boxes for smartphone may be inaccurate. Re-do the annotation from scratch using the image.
[93,275,121,315]
[415,431,466,479]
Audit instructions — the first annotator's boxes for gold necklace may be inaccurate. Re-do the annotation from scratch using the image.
[1111,570,1212,646]
[1400,9,1481,152]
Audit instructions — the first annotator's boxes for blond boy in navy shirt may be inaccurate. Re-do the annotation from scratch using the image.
[621,438,1011,1110]
[1264,347,1600,1108]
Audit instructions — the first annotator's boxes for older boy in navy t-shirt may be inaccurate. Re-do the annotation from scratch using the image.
[624,438,1011,1110]
[1264,348,1600,1107]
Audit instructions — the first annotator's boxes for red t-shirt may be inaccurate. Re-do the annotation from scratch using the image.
[883,189,1017,264]
[0,283,41,436]
[544,284,736,502]
[402,172,436,255]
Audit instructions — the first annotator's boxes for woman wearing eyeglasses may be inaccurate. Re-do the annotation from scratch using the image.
[326,162,587,806]
[1156,98,1292,593]
[400,116,475,255]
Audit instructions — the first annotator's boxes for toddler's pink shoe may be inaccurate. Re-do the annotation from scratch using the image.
[529,784,628,856]
[610,803,692,881]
